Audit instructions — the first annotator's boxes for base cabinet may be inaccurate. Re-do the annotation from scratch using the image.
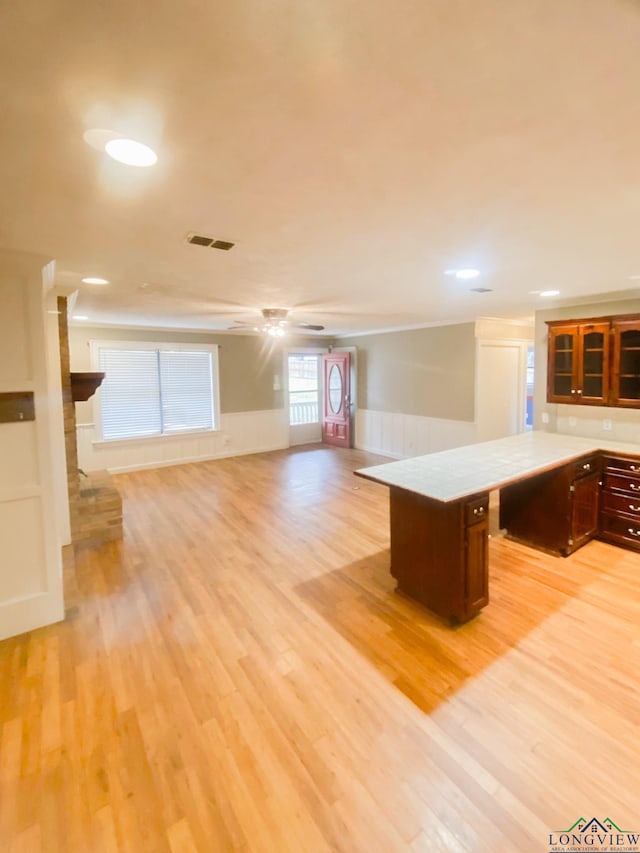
[465,517,489,614]
[363,444,640,630]
[389,487,489,624]
[598,455,640,551]
[500,455,600,556]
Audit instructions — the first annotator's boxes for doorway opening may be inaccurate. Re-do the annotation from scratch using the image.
[287,353,321,446]
[526,344,535,430]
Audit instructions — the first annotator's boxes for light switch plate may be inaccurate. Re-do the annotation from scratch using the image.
[541,412,549,424]
[603,419,612,431]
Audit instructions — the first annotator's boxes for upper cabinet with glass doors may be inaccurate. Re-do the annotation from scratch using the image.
[546,314,640,408]
[611,316,640,406]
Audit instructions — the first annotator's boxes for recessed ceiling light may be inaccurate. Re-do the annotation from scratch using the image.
[446,268,481,280]
[104,138,157,167]
[540,290,560,297]
[72,315,89,321]
[84,128,158,167]
[81,277,109,285]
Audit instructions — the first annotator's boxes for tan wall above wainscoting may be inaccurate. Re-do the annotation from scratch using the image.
[338,323,476,422]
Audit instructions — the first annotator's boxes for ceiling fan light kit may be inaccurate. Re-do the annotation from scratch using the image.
[229,307,324,335]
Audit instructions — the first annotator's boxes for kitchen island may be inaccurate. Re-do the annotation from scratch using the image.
[356,431,640,624]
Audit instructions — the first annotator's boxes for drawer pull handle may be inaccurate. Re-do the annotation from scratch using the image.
[571,389,576,394]
[630,483,640,491]
[629,504,640,512]
[627,528,640,537]
[582,463,591,470]
[631,464,640,472]
[473,507,485,515]
[576,389,583,395]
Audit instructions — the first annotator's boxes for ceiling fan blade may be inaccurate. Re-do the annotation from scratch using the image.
[290,322,325,331]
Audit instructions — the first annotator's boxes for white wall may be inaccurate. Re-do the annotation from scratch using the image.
[76,409,289,473]
[0,252,65,640]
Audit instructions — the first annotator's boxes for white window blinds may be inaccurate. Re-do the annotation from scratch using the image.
[96,344,217,441]
[159,350,214,433]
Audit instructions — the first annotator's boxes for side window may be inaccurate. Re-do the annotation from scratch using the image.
[288,354,320,425]
[93,342,219,440]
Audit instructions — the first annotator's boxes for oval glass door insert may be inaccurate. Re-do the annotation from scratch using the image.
[328,364,343,413]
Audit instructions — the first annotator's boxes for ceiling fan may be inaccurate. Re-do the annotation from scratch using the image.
[229,308,325,336]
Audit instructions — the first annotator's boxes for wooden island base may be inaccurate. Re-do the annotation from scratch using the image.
[389,486,489,625]
[357,433,640,626]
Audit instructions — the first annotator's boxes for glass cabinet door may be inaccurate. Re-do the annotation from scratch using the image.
[579,323,610,403]
[612,320,640,406]
[547,315,640,409]
[548,326,578,402]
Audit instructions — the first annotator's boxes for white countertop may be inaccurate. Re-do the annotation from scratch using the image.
[355,431,640,502]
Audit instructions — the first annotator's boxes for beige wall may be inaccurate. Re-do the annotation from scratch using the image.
[535,297,640,443]
[339,323,476,421]
[69,325,333,421]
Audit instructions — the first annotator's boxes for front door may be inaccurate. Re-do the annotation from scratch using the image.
[322,352,351,447]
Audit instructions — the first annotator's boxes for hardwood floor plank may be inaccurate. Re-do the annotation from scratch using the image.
[1,445,639,851]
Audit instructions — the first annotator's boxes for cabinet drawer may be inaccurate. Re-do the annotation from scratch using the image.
[600,491,640,518]
[602,471,640,495]
[572,455,599,479]
[602,455,640,476]
[465,495,489,526]
[599,513,640,550]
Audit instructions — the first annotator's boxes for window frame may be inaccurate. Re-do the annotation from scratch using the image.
[89,339,221,444]
[287,352,322,426]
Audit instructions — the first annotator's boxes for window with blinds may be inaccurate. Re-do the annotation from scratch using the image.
[93,342,219,441]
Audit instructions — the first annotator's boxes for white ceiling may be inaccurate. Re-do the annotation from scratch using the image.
[1,0,640,336]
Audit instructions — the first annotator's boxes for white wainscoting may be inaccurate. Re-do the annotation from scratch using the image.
[354,408,477,459]
[77,409,290,473]
[289,421,322,446]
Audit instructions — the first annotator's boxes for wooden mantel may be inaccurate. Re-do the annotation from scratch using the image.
[70,371,105,402]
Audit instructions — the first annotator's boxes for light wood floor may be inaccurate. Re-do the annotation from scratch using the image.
[1,446,640,852]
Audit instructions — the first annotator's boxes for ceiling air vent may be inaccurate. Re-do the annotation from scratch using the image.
[186,233,235,250]
[470,287,492,293]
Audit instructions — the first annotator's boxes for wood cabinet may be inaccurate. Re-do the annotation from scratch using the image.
[389,487,488,625]
[598,455,640,551]
[546,313,640,408]
[546,320,610,404]
[611,317,640,406]
[500,454,600,556]
[359,439,640,628]
[465,511,489,615]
